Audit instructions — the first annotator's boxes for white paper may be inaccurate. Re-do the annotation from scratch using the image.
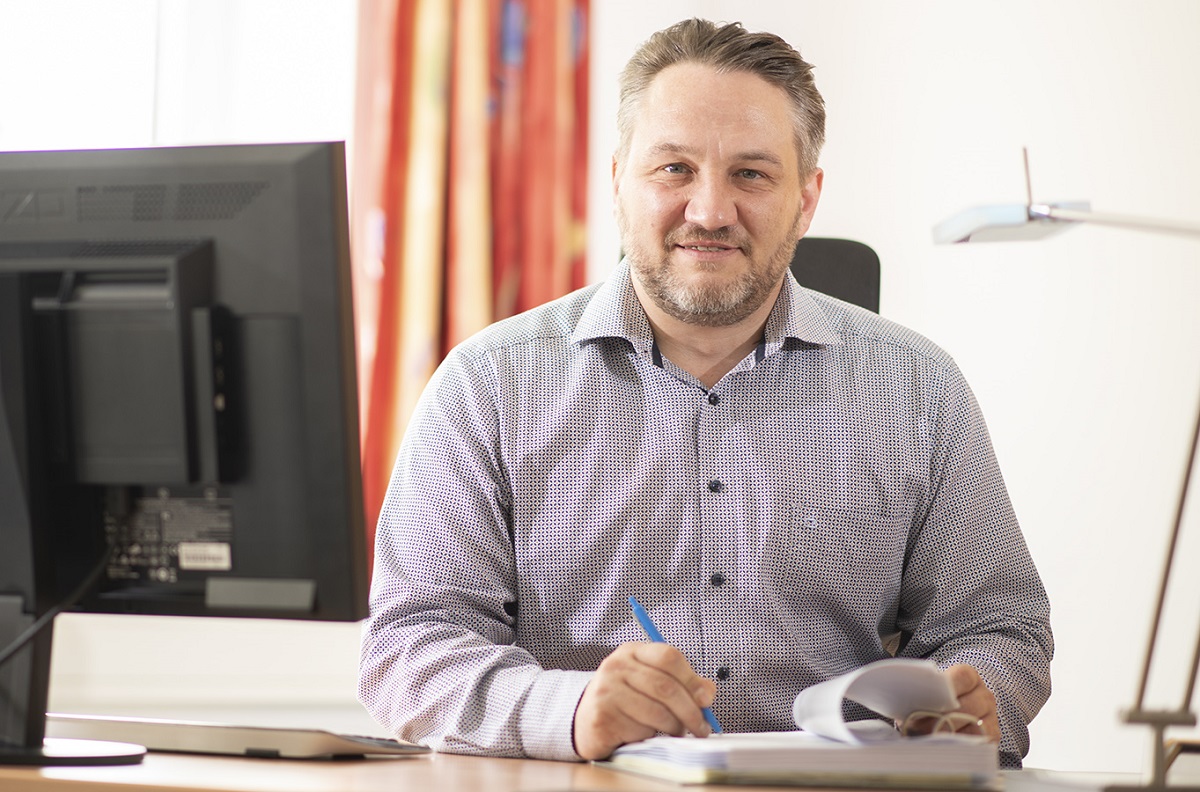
[791,658,960,744]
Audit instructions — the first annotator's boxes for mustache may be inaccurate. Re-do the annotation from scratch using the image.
[663,225,747,250]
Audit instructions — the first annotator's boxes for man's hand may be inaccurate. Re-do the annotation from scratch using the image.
[573,642,716,760]
[943,664,1001,743]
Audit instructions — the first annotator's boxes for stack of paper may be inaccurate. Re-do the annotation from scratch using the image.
[606,659,1000,788]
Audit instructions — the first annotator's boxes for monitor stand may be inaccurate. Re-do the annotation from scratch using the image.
[0,737,145,766]
[0,600,145,766]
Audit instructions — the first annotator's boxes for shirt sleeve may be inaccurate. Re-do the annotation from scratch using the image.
[357,349,592,760]
[895,361,1054,769]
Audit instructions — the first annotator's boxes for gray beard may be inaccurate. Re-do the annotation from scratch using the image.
[620,212,803,328]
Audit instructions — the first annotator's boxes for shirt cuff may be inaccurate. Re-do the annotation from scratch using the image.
[517,668,594,761]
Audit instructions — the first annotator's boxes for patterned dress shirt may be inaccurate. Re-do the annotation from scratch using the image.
[359,261,1053,768]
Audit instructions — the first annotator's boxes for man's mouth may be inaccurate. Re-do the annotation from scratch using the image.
[677,242,737,252]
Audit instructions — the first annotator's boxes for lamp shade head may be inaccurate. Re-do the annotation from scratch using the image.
[932,201,1091,244]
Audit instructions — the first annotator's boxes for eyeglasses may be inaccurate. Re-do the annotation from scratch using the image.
[896,710,984,737]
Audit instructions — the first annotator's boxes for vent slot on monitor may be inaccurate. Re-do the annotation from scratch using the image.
[76,181,267,223]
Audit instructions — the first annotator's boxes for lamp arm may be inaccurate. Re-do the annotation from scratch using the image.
[1130,387,1200,714]
[1031,205,1200,239]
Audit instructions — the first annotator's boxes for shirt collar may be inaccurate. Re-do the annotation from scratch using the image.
[765,268,844,348]
[572,259,843,350]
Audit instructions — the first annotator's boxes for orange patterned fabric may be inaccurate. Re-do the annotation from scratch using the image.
[351,0,590,562]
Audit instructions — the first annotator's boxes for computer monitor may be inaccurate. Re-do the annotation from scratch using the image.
[0,142,367,764]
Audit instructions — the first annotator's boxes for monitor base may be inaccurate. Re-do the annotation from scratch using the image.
[0,737,146,766]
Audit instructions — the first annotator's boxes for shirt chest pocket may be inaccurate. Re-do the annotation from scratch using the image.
[764,504,909,619]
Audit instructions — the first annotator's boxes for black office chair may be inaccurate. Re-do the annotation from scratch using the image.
[789,237,880,313]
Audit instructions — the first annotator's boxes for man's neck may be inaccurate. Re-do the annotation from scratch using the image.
[634,280,782,390]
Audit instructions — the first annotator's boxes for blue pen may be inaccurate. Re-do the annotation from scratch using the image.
[627,595,723,734]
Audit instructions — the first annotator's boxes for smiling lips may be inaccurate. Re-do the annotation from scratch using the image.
[665,226,748,257]
[664,223,746,255]
[676,237,743,252]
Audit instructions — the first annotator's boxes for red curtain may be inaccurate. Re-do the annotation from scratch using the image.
[352,0,590,563]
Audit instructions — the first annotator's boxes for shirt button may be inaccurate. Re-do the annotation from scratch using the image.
[710,572,726,587]
[716,666,731,681]
[707,480,723,493]
[707,393,720,405]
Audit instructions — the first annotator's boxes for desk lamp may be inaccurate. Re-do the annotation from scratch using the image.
[934,150,1200,792]
[933,150,1200,244]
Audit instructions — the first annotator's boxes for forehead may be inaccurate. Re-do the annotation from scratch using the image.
[627,62,798,168]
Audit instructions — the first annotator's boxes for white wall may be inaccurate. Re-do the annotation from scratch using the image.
[3,0,1199,772]
[0,0,357,150]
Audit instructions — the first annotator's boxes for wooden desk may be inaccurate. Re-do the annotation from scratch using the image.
[0,750,770,792]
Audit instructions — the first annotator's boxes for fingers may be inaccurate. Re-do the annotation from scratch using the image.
[943,664,1002,743]
[573,642,716,760]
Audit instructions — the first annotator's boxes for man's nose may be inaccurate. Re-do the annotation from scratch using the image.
[683,175,737,230]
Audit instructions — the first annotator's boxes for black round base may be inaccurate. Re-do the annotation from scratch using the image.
[0,737,146,766]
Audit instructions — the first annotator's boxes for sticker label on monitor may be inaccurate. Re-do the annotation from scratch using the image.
[178,542,233,571]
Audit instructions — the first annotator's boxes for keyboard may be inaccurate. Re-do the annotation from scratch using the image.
[45,713,430,760]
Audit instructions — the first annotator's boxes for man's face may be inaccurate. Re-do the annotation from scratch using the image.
[613,62,822,327]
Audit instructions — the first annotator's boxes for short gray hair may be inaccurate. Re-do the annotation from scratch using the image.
[617,18,825,176]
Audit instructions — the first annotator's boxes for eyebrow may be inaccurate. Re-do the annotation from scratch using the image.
[646,142,784,167]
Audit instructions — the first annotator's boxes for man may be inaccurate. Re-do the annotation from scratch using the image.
[359,18,1053,769]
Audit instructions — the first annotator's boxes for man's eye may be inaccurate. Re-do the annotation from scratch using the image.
[737,169,764,179]
[662,163,690,175]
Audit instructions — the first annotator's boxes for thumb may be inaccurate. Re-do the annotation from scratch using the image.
[692,677,717,708]
[944,663,983,697]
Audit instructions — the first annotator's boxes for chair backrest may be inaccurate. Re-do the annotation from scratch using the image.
[789,237,880,313]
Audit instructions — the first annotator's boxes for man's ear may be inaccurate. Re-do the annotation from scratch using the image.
[795,167,824,237]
